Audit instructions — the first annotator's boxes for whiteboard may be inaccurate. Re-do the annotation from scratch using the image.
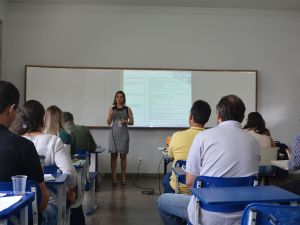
[25,66,256,127]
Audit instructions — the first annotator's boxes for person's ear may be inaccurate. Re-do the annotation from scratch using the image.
[8,104,16,115]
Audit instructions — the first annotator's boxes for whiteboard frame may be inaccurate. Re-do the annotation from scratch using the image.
[25,65,257,129]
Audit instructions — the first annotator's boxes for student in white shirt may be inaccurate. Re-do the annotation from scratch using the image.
[157,95,260,225]
[15,100,77,203]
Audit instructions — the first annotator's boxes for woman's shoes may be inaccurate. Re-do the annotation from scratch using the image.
[121,180,126,185]
[112,181,118,186]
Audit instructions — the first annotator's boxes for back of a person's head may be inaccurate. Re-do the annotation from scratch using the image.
[190,100,211,125]
[0,81,20,114]
[44,105,63,135]
[216,95,245,123]
[243,112,270,135]
[63,112,74,123]
[14,100,45,135]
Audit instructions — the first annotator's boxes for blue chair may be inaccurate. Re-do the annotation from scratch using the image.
[193,176,257,213]
[0,180,41,225]
[241,203,300,225]
[174,160,186,193]
[44,164,61,175]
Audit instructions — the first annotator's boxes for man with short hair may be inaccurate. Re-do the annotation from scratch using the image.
[63,111,97,155]
[157,95,260,225]
[0,81,49,220]
[163,100,211,194]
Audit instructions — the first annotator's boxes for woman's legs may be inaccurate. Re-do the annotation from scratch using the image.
[120,153,127,183]
[111,153,118,184]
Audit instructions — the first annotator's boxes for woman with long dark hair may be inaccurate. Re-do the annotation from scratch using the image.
[107,91,134,186]
[243,112,276,147]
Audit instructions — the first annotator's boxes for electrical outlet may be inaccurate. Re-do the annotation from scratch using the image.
[138,157,142,163]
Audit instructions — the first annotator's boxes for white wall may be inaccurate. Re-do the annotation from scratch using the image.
[0,0,7,80]
[0,0,6,20]
[4,4,300,173]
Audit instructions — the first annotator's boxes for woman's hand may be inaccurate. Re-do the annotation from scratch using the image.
[120,119,127,125]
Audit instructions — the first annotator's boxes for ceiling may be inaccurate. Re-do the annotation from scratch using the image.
[6,0,300,11]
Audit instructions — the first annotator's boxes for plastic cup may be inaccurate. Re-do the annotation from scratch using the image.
[11,175,27,195]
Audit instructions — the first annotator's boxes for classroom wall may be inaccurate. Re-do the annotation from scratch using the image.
[0,0,6,20]
[0,0,7,80]
[3,3,300,173]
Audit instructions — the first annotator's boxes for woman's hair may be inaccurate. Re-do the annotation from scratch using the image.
[113,90,126,106]
[243,112,270,135]
[44,105,64,135]
[12,100,45,135]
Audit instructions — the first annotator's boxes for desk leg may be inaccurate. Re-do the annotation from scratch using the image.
[164,159,167,175]
[248,209,257,225]
[20,205,28,225]
[0,219,7,225]
[95,153,99,192]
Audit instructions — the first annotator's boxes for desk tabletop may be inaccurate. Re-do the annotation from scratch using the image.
[94,146,106,154]
[0,192,34,219]
[45,174,69,185]
[172,167,186,176]
[271,160,289,170]
[190,185,300,205]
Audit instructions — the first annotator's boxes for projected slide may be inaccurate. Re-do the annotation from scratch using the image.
[123,70,192,127]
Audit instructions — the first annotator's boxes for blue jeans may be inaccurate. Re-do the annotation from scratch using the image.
[157,193,191,225]
[162,172,175,193]
[42,201,57,225]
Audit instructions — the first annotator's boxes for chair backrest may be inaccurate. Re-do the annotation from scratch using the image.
[194,176,257,213]
[241,203,300,225]
[44,164,61,174]
[175,160,186,167]
[0,180,41,225]
[174,160,187,185]
[260,147,278,166]
[194,176,257,188]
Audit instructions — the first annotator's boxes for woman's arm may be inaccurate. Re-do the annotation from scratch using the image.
[107,108,114,125]
[270,137,276,147]
[127,107,134,125]
[38,182,50,211]
[53,138,77,188]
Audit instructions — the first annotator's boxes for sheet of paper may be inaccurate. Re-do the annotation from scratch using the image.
[0,193,7,197]
[44,174,56,181]
[0,196,22,212]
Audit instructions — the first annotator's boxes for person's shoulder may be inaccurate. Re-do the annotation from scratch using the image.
[7,132,37,151]
[74,124,89,131]
[6,130,31,144]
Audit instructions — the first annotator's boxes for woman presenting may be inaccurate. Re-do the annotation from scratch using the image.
[107,91,134,186]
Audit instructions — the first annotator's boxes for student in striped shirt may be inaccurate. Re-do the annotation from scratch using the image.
[280,134,300,195]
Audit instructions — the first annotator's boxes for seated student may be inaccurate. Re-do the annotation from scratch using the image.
[0,81,49,224]
[280,133,300,195]
[243,112,276,147]
[163,100,211,194]
[15,100,77,203]
[44,105,73,148]
[157,95,260,225]
[62,112,97,155]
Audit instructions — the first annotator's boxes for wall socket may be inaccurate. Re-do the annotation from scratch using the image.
[138,157,142,163]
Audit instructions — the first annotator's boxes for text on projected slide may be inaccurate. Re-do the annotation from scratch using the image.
[123,70,191,127]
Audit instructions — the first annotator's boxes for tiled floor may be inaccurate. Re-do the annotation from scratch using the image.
[85,175,164,225]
